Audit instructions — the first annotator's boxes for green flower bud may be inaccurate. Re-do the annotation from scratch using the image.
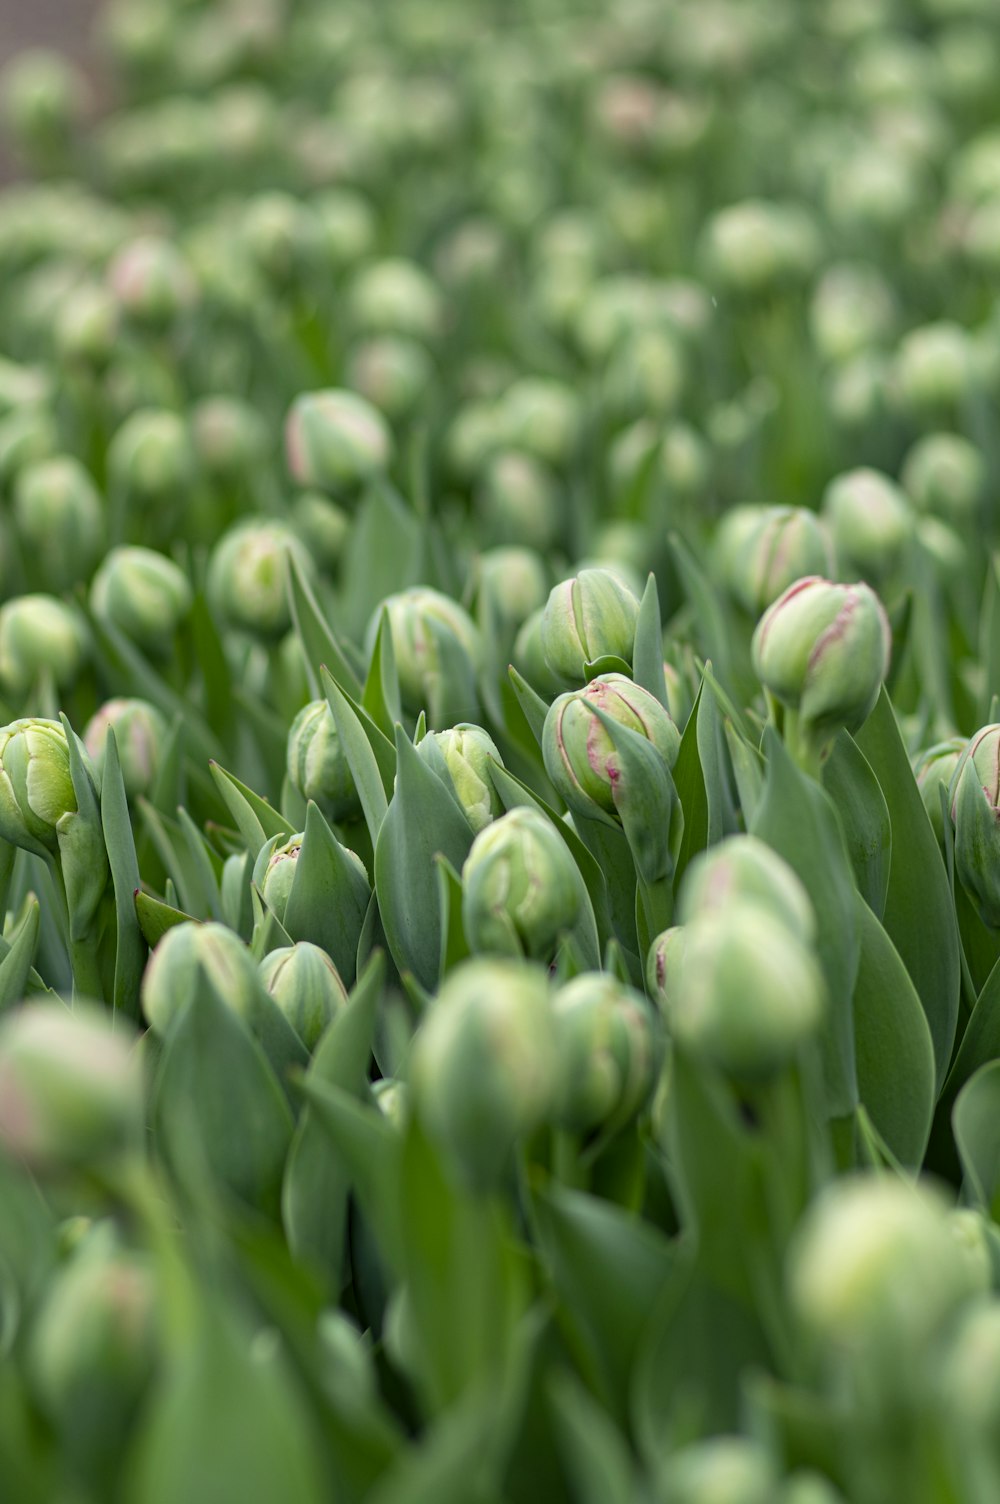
[0,404,58,486]
[717,505,833,616]
[496,377,581,467]
[311,188,376,269]
[678,835,816,943]
[476,449,562,551]
[552,972,659,1132]
[54,283,120,369]
[107,408,194,506]
[376,587,481,725]
[0,49,87,167]
[410,957,559,1188]
[512,607,566,696]
[90,545,192,652]
[780,1476,846,1504]
[952,726,1000,927]
[913,737,966,843]
[462,806,583,961]
[602,327,685,421]
[947,1209,995,1297]
[0,1003,141,1170]
[661,1437,777,1504]
[286,699,360,824]
[822,467,913,581]
[543,672,680,822]
[0,716,77,857]
[347,335,432,420]
[916,515,966,581]
[702,199,820,294]
[13,456,103,590]
[0,595,88,696]
[349,257,444,341]
[108,235,196,330]
[290,492,350,572]
[191,395,267,480]
[83,699,168,802]
[141,920,261,1037]
[645,926,686,1014]
[418,722,504,835]
[260,834,303,923]
[660,420,711,497]
[285,388,392,495]
[751,576,891,750]
[789,1175,975,1358]
[900,432,985,525]
[207,518,312,641]
[667,907,824,1078]
[895,320,982,415]
[474,546,548,630]
[541,568,641,686]
[809,261,897,364]
[240,193,320,288]
[939,1300,1000,1438]
[258,942,347,1052]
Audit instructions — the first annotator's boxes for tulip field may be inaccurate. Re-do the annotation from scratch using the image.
[4,0,1000,1500]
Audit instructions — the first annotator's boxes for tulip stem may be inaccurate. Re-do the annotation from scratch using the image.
[781,708,822,781]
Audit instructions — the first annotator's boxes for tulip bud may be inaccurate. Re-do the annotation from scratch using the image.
[660,1437,777,1504]
[54,283,120,369]
[347,335,432,420]
[107,409,194,507]
[667,908,824,1078]
[207,518,312,640]
[375,587,481,726]
[541,568,641,686]
[543,672,680,822]
[90,545,192,653]
[939,1300,1000,1439]
[410,957,559,1187]
[702,199,820,294]
[108,235,196,331]
[678,835,816,943]
[645,926,686,1014]
[141,921,262,1037]
[512,607,565,696]
[496,377,581,467]
[952,726,1000,927]
[809,261,897,364]
[258,942,347,1052]
[260,834,303,924]
[286,699,361,824]
[751,576,891,755]
[0,404,58,486]
[240,192,320,288]
[822,467,913,581]
[462,806,584,962]
[0,1003,141,1170]
[552,972,659,1132]
[894,320,981,415]
[476,449,562,551]
[900,432,985,526]
[348,257,444,341]
[0,595,88,696]
[285,388,392,495]
[913,738,965,843]
[789,1175,976,1359]
[474,547,548,631]
[83,699,167,802]
[312,187,376,269]
[418,723,504,835]
[191,395,267,481]
[716,505,833,616]
[13,456,103,591]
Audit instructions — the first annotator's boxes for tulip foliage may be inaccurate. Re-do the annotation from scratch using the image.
[3,1,1000,1501]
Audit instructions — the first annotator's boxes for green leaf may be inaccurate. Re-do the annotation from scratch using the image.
[672,679,707,889]
[436,855,471,977]
[209,763,291,859]
[186,591,235,744]
[134,890,196,949]
[667,532,735,690]
[373,728,475,991]
[281,802,371,988]
[583,703,677,886]
[0,897,40,1013]
[506,667,549,749]
[322,668,394,846]
[851,893,935,1169]
[362,608,403,740]
[100,729,147,1022]
[633,577,668,711]
[751,728,859,1118]
[286,549,362,700]
[365,1393,502,1504]
[821,732,891,920]
[282,954,382,1295]
[548,1370,635,1504]
[722,718,764,826]
[342,482,420,638]
[954,1061,1000,1217]
[855,688,960,1095]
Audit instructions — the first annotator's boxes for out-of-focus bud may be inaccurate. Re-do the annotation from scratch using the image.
[191,395,267,481]
[347,335,432,420]
[780,1475,846,1504]
[789,1175,976,1360]
[822,467,913,581]
[13,456,103,591]
[207,518,312,640]
[666,908,824,1078]
[701,199,820,295]
[495,377,581,467]
[900,432,985,526]
[894,320,982,415]
[541,568,641,686]
[285,387,392,495]
[827,350,897,433]
[311,187,376,270]
[939,1299,1000,1441]
[476,448,562,551]
[258,942,347,1052]
[107,409,194,509]
[418,723,503,835]
[0,1003,141,1170]
[107,235,196,331]
[239,192,319,288]
[542,673,680,822]
[462,806,584,961]
[474,547,548,631]
[602,327,685,421]
[349,257,444,341]
[0,595,88,696]
[83,699,167,802]
[512,607,566,697]
[751,576,891,753]
[809,261,897,364]
[678,835,816,942]
[290,492,350,572]
[286,699,361,824]
[661,421,711,498]
[54,283,120,369]
[913,738,965,843]
[0,404,58,486]
[376,587,481,726]
[952,726,1000,928]
[141,920,261,1037]
[0,49,88,170]
[660,1436,777,1504]
[551,972,659,1133]
[947,1209,994,1297]
[410,957,559,1188]
[716,505,833,615]
[91,545,192,653]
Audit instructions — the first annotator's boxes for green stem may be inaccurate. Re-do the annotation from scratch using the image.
[781,707,823,781]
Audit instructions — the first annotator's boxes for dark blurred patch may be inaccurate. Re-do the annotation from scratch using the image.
[0,0,104,181]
